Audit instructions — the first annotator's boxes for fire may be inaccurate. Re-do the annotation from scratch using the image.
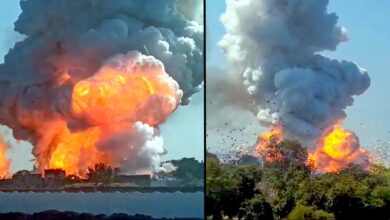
[255,127,284,163]
[307,128,369,173]
[48,125,107,177]
[41,53,182,177]
[71,66,179,127]
[0,136,10,178]
[255,126,369,173]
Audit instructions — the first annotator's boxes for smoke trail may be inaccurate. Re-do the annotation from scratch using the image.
[220,0,370,149]
[0,0,203,176]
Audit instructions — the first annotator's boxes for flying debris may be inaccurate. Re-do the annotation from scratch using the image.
[220,0,370,172]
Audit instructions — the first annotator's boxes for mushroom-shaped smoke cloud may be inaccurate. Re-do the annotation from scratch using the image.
[0,0,203,176]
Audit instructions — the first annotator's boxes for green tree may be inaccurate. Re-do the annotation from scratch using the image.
[287,205,334,220]
[260,141,311,217]
[206,152,264,219]
[206,157,239,219]
[238,194,274,220]
[87,163,113,187]
[206,142,390,220]
[169,157,204,186]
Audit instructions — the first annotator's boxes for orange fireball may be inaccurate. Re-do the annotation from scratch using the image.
[255,127,284,163]
[307,128,369,173]
[36,52,182,177]
[71,65,180,127]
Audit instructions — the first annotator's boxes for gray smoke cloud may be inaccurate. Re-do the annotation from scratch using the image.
[0,0,203,175]
[206,66,252,129]
[177,0,204,24]
[220,0,370,149]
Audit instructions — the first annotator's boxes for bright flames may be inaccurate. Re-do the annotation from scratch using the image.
[42,54,181,177]
[71,67,179,127]
[255,127,284,163]
[48,124,107,176]
[0,136,10,178]
[255,126,369,173]
[307,128,369,173]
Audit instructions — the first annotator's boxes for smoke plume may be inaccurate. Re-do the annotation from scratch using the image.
[155,162,177,174]
[0,0,203,176]
[206,66,253,129]
[220,0,370,147]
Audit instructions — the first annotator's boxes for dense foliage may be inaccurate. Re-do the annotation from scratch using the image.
[206,142,390,220]
[169,158,204,186]
[87,163,113,186]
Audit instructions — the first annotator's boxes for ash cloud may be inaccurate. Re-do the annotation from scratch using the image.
[0,0,203,175]
[206,66,252,128]
[206,66,261,157]
[177,0,204,24]
[220,0,370,148]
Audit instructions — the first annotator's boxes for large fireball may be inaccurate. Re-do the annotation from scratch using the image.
[307,128,369,173]
[255,126,369,173]
[41,52,182,176]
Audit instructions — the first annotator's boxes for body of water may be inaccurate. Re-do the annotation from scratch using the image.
[0,192,204,218]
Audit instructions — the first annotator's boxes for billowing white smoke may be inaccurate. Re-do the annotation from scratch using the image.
[220,0,370,148]
[0,0,203,175]
[155,162,177,174]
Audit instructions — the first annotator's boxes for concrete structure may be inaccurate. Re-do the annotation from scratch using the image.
[0,168,155,190]
[151,177,180,187]
[44,169,66,188]
[11,170,43,189]
[114,174,151,187]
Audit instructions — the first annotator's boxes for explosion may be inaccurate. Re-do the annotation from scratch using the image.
[0,0,203,177]
[255,127,283,163]
[221,0,370,173]
[0,136,10,178]
[44,52,182,176]
[256,126,369,172]
[307,127,369,172]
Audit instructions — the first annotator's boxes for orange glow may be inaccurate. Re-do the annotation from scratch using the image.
[307,128,369,173]
[71,67,179,127]
[48,125,109,177]
[0,136,10,178]
[255,127,284,163]
[41,60,181,177]
[322,129,352,159]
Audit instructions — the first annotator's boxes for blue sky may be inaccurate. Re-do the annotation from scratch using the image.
[207,0,390,152]
[0,0,204,173]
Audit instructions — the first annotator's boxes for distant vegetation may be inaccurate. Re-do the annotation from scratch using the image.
[206,142,390,220]
[165,158,204,187]
[0,210,201,220]
[86,163,114,187]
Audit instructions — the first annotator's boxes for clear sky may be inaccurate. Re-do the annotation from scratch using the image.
[207,0,390,156]
[0,0,204,173]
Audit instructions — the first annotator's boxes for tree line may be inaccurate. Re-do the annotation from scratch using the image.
[206,141,390,220]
